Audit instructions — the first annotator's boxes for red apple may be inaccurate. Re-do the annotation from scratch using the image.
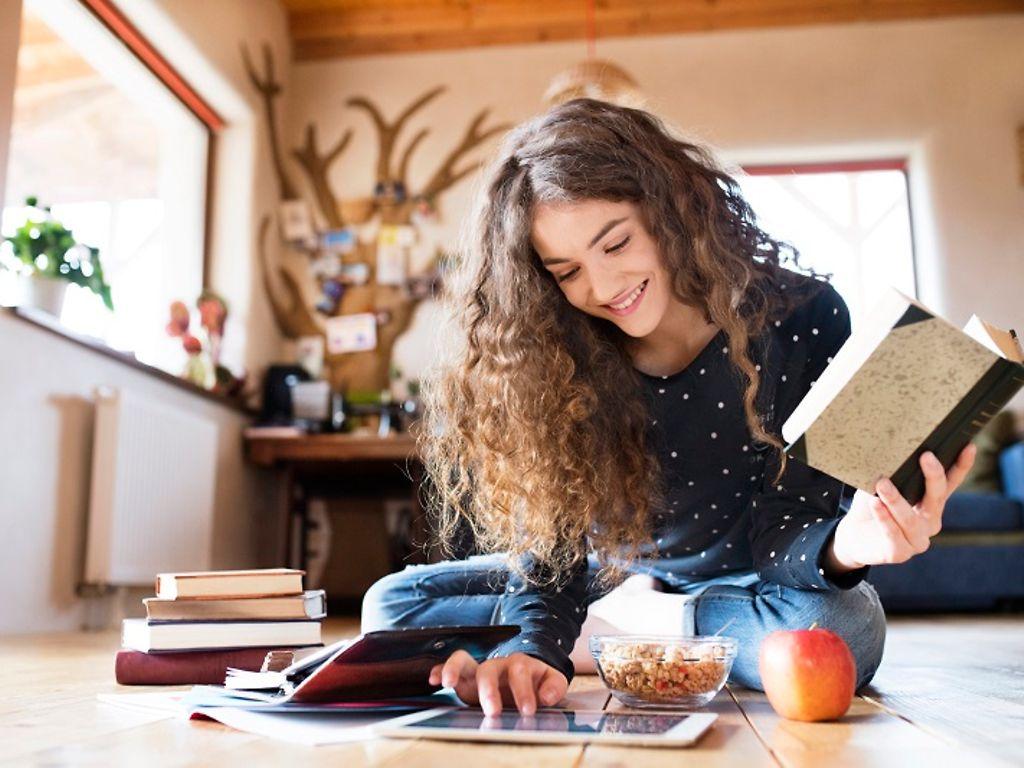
[758,626,856,722]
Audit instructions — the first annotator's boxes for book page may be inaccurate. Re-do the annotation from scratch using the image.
[964,315,1023,362]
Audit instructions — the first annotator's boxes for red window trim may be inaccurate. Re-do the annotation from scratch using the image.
[78,0,224,131]
[741,159,907,176]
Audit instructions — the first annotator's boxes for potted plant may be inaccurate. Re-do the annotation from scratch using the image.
[0,196,113,316]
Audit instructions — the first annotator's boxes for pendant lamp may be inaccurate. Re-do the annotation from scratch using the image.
[543,0,643,108]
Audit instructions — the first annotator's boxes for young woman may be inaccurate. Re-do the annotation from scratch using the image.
[361,98,976,717]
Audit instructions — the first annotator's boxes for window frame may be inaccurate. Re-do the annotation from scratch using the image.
[738,158,919,301]
[77,0,224,288]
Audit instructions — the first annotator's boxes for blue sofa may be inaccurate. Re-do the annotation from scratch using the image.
[867,442,1024,611]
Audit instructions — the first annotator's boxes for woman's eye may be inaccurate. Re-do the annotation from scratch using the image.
[605,236,630,253]
[554,236,629,283]
[557,268,580,283]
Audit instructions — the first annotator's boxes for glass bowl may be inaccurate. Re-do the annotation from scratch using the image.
[589,634,738,709]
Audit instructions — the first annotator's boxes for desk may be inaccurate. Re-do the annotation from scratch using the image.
[244,430,426,576]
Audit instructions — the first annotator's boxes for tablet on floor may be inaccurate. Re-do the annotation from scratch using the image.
[377,706,717,747]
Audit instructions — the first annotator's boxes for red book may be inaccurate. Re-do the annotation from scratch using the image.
[115,647,279,685]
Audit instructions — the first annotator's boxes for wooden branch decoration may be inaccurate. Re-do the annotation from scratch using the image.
[240,53,512,395]
[256,215,323,339]
[419,108,512,203]
[347,85,446,186]
[292,123,352,229]
[241,43,298,201]
[397,127,429,186]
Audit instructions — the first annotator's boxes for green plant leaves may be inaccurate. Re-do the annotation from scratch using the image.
[1,198,114,310]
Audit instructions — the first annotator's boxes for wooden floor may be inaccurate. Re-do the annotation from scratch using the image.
[2,615,1022,766]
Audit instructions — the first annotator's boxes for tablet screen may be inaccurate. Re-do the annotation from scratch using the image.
[402,709,692,735]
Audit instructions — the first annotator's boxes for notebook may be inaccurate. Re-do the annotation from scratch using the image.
[782,286,1024,505]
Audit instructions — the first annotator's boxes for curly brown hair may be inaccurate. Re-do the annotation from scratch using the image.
[416,98,829,590]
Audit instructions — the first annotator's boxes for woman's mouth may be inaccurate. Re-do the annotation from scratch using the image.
[605,279,649,316]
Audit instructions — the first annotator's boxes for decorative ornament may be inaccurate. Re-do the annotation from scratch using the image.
[315,279,345,315]
[242,42,511,393]
[410,196,439,227]
[165,291,245,397]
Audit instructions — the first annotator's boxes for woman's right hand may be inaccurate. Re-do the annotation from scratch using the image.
[428,649,568,716]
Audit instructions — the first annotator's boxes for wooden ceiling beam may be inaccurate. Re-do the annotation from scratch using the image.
[283,0,1024,60]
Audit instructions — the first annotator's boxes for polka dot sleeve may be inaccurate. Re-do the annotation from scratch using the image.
[485,550,591,683]
[747,283,870,592]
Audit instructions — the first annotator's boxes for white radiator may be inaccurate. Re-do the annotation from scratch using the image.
[83,387,218,587]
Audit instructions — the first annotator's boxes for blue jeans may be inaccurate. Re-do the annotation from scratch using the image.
[361,553,887,691]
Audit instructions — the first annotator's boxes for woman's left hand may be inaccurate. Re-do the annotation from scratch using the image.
[827,444,977,574]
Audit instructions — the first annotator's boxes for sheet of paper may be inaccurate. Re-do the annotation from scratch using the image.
[325,313,377,354]
[321,228,357,255]
[96,691,186,720]
[182,684,461,713]
[376,225,407,285]
[375,243,407,285]
[277,200,315,242]
[190,707,392,746]
[295,335,325,378]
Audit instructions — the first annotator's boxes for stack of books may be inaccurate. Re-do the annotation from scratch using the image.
[116,568,325,685]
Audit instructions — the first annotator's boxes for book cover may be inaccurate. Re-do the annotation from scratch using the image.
[114,647,278,686]
[224,625,521,703]
[782,287,1024,505]
[289,625,521,702]
[144,590,326,622]
[154,568,305,600]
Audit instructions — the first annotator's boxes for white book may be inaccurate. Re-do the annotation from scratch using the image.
[121,619,322,653]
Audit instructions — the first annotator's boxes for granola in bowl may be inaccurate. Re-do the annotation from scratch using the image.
[589,635,738,708]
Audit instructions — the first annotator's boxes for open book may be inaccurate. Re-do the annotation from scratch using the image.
[783,287,1024,506]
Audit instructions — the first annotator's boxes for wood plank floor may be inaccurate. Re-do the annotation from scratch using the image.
[2,615,1021,766]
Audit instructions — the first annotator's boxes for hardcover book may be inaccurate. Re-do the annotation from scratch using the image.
[144,590,326,622]
[122,618,322,653]
[154,568,304,600]
[115,647,279,685]
[782,287,1024,505]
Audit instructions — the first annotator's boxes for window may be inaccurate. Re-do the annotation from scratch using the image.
[736,160,916,329]
[1,0,219,374]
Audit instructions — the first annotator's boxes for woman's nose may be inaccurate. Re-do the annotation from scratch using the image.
[591,270,631,307]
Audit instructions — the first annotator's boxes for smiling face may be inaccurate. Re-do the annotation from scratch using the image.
[531,198,673,338]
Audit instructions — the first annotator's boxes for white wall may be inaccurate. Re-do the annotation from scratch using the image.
[0,314,278,633]
[0,0,290,633]
[287,15,1024,389]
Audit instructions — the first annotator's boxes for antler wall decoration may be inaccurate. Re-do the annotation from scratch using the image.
[242,43,511,395]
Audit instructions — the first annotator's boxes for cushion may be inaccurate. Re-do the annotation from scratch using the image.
[959,409,1020,493]
[942,491,1024,531]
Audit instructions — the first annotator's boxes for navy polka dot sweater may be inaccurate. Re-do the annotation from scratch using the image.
[488,279,870,682]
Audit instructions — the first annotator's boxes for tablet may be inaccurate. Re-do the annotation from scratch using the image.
[377,706,717,747]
